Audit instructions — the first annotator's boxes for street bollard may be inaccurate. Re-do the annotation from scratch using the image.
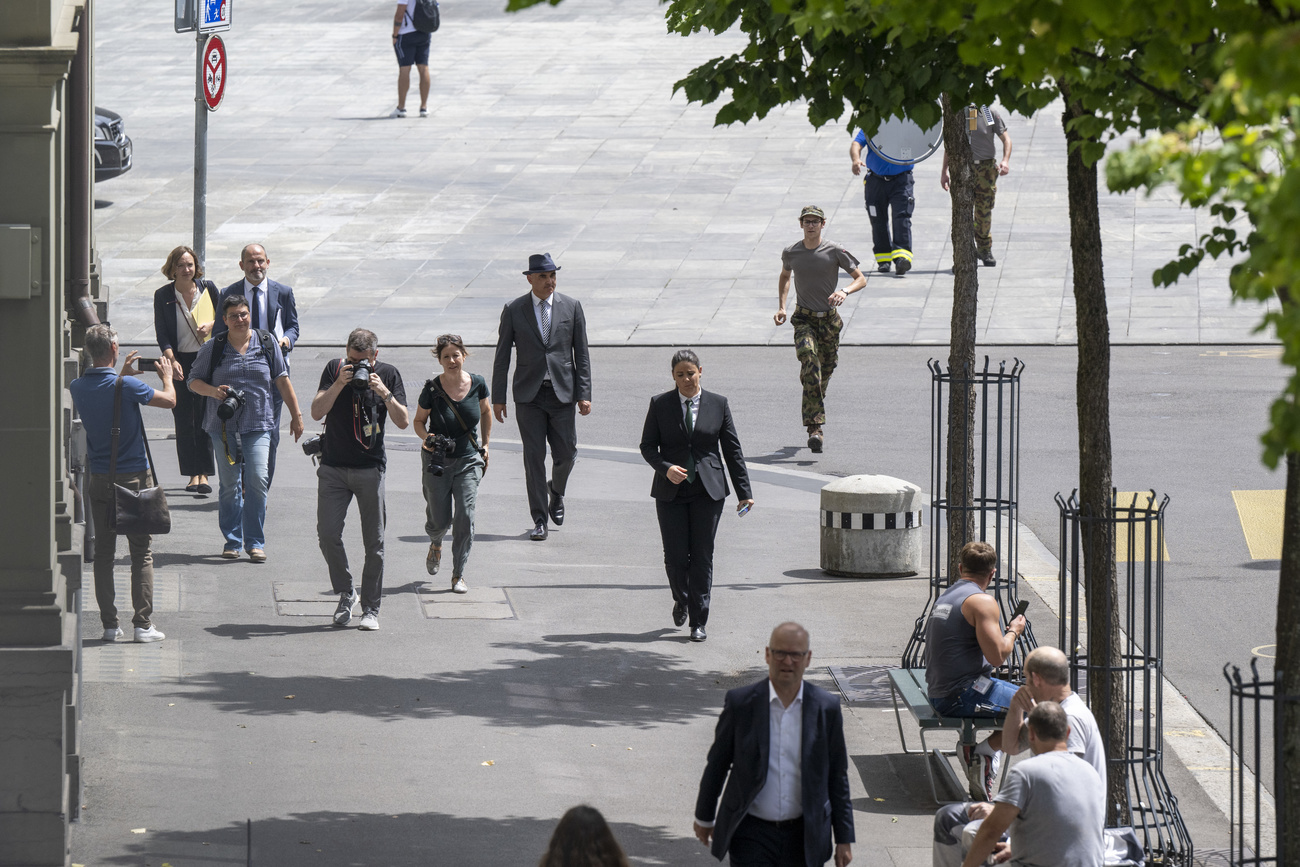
[820,474,923,577]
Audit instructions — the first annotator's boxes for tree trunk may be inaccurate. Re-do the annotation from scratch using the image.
[1062,88,1127,826]
[944,93,978,582]
[1279,451,1300,865]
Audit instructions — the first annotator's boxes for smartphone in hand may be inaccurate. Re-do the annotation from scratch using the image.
[1012,599,1029,619]
[135,357,159,372]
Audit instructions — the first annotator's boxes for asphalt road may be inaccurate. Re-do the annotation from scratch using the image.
[124,340,1285,749]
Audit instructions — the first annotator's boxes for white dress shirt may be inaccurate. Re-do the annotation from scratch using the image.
[681,391,700,428]
[532,292,553,340]
[245,278,269,332]
[749,680,804,822]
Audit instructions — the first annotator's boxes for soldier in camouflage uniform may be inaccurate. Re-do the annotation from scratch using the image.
[775,206,867,454]
[942,105,1013,267]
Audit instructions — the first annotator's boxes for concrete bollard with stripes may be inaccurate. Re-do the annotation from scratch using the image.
[820,474,923,577]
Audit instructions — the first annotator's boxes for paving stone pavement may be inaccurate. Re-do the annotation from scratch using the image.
[92,0,1275,348]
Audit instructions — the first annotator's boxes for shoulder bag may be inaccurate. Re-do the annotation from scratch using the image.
[109,376,172,535]
[429,376,487,475]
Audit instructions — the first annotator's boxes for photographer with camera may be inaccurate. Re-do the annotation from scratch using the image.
[309,328,408,631]
[189,295,304,562]
[414,334,490,594]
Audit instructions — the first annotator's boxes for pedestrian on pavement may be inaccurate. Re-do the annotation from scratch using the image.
[310,328,409,632]
[941,105,1012,267]
[923,541,1027,797]
[190,295,305,562]
[213,243,300,486]
[538,805,630,867]
[491,253,592,542]
[639,349,753,643]
[414,333,490,595]
[694,622,855,867]
[70,325,177,643]
[390,0,433,118]
[774,206,867,454]
[152,245,219,494]
[849,130,916,274]
[960,702,1105,867]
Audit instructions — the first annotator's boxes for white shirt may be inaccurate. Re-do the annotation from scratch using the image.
[748,681,804,822]
[680,391,699,428]
[397,0,417,35]
[532,292,553,341]
[173,286,205,353]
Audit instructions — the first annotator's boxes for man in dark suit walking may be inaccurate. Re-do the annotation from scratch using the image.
[694,622,855,867]
[213,243,301,485]
[492,253,592,541]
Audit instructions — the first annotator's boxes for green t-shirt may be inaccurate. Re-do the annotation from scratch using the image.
[418,373,487,458]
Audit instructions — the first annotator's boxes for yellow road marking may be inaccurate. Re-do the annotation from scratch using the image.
[1115,493,1170,561]
[1165,729,1205,737]
[1232,490,1284,560]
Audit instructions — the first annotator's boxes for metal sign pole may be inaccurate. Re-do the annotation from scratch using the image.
[193,29,207,268]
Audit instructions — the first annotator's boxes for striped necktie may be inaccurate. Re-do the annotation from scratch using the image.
[540,299,551,344]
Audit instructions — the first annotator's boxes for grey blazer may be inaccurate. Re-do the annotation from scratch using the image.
[491,291,592,405]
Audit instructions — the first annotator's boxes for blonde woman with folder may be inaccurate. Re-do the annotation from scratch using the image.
[153,245,219,493]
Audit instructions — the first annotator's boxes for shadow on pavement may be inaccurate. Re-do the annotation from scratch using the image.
[91,810,705,866]
[850,753,943,816]
[160,640,746,727]
[541,628,682,644]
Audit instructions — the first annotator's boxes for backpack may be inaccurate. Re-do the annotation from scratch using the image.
[412,0,440,33]
[202,328,277,384]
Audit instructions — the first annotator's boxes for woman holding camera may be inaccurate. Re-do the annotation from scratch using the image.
[153,245,219,493]
[639,349,753,643]
[414,333,490,594]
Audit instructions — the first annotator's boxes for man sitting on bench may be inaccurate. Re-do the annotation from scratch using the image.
[924,541,1026,800]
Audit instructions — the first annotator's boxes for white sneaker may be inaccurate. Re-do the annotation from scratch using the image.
[102,627,123,641]
[134,625,166,643]
[451,577,468,594]
[389,107,407,118]
[418,107,428,118]
[357,612,379,631]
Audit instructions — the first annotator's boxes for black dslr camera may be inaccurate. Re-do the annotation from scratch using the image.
[424,433,456,476]
[350,358,373,391]
[302,434,324,458]
[216,388,246,420]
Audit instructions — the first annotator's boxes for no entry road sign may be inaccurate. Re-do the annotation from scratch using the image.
[202,35,227,111]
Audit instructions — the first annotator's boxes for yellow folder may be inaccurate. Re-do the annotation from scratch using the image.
[193,289,215,341]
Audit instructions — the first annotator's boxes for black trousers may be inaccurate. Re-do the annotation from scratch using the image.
[515,383,576,525]
[729,814,806,867]
[864,170,915,261]
[173,350,215,476]
[655,478,724,628]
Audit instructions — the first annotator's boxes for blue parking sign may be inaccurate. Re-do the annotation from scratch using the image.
[199,0,231,32]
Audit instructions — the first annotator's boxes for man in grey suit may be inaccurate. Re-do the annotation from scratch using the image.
[492,253,593,541]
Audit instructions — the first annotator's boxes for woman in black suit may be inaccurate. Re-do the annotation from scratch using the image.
[153,245,220,493]
[640,349,753,642]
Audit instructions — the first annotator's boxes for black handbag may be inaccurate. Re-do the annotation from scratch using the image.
[108,377,171,535]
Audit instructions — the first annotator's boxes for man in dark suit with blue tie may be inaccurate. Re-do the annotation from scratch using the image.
[491,253,592,542]
[694,622,855,867]
[213,244,300,484]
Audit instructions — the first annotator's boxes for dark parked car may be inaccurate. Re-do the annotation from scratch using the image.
[94,107,132,182]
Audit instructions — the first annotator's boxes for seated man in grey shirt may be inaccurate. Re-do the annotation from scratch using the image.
[961,702,1105,867]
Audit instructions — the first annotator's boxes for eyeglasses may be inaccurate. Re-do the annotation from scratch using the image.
[800,218,824,226]
[769,649,809,661]
[226,310,250,320]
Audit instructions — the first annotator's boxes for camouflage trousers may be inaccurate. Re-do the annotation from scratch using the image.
[791,309,842,427]
[973,160,999,256]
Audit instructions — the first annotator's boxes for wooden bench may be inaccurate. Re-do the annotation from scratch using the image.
[887,667,1007,804]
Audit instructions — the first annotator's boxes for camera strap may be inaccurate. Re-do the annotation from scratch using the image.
[430,376,483,456]
[219,421,238,465]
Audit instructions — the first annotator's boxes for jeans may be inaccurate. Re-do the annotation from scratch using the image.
[209,428,271,552]
[317,464,386,613]
[422,450,483,577]
[87,471,155,629]
[930,676,1018,718]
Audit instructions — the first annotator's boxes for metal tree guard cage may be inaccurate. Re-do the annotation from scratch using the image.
[1058,489,1192,866]
[1224,659,1287,867]
[903,357,1035,673]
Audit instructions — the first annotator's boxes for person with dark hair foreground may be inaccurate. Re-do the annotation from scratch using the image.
[539,805,629,867]
[639,349,753,642]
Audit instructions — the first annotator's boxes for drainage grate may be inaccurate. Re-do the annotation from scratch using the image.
[828,664,899,706]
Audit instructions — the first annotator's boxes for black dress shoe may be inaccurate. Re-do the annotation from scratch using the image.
[548,483,565,526]
[673,602,687,627]
[530,522,548,541]
[894,257,912,276]
[690,625,707,642]
[877,262,891,273]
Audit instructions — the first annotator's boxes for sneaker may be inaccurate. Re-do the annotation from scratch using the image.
[389,107,407,118]
[134,625,166,643]
[427,543,442,576]
[357,611,380,631]
[418,107,428,118]
[333,590,358,627]
[984,750,1002,799]
[895,257,912,276]
[451,577,468,594]
[102,627,123,641]
[967,751,1000,801]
